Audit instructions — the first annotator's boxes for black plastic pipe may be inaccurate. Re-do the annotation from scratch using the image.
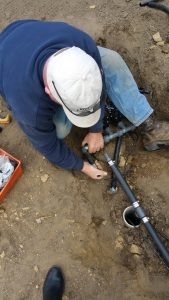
[104,125,136,144]
[140,1,169,14]
[104,152,169,268]
[81,144,96,166]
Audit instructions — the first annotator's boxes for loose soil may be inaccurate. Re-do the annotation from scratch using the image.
[0,1,169,299]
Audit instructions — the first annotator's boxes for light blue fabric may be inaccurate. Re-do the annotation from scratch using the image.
[53,46,154,137]
[53,105,72,139]
[98,46,153,126]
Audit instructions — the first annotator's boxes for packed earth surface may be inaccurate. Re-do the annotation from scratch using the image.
[0,1,169,299]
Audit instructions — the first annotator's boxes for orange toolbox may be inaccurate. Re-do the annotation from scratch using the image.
[0,148,23,203]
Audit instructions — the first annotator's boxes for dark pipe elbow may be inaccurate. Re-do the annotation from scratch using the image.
[140,1,169,14]
[148,2,169,14]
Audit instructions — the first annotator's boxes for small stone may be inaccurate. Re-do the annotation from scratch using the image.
[34,265,39,272]
[36,218,42,224]
[157,41,165,47]
[134,254,141,261]
[119,156,126,167]
[149,45,157,50]
[115,236,124,250]
[35,285,39,289]
[0,251,5,259]
[40,174,49,183]
[141,163,146,168]
[66,219,75,223]
[63,296,69,300]
[126,235,133,244]
[130,244,141,255]
[153,32,163,43]
[89,5,96,9]
[3,213,8,219]
[22,207,30,211]
[19,244,24,249]
[102,220,107,226]
[91,216,105,227]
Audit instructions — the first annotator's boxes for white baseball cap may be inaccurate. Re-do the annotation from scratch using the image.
[46,46,102,128]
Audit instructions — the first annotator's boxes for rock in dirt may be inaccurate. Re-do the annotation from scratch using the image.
[115,236,124,250]
[153,32,163,43]
[34,265,39,272]
[149,45,157,50]
[22,207,30,211]
[0,251,5,259]
[130,244,142,255]
[36,218,42,224]
[157,41,165,47]
[40,174,49,183]
[141,163,147,168]
[125,235,133,244]
[91,216,105,227]
[102,220,107,226]
[119,156,126,167]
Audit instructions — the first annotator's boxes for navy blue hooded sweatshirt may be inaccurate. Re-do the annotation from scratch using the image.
[0,20,105,170]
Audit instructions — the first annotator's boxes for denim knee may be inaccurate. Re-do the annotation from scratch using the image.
[53,107,73,139]
[98,46,153,126]
[55,122,72,139]
[98,46,125,72]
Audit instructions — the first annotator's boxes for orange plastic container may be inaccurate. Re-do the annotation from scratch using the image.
[0,148,23,202]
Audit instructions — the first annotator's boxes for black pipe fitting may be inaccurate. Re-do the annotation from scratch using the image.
[140,0,169,14]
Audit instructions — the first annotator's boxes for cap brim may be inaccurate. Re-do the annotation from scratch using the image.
[62,105,101,128]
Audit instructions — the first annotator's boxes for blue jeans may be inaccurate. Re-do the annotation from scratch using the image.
[53,47,153,139]
[98,46,153,126]
[53,105,72,139]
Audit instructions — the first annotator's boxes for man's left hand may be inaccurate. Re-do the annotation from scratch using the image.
[82,132,104,153]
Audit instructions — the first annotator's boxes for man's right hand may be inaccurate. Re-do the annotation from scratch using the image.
[81,161,107,180]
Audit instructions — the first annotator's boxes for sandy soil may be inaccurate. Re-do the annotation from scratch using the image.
[0,1,169,299]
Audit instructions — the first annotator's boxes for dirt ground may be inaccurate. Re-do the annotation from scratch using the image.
[0,1,169,299]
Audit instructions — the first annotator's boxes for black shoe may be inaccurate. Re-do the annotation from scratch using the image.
[43,266,65,300]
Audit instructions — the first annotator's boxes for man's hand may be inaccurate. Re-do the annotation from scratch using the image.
[82,132,104,153]
[81,161,107,180]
